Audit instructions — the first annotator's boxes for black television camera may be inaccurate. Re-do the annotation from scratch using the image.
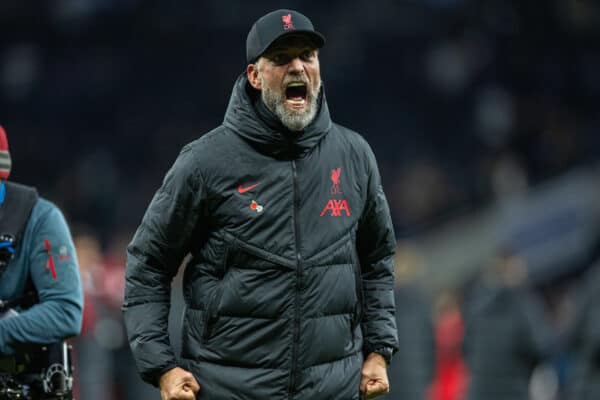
[0,290,73,400]
[0,234,15,278]
[0,341,73,400]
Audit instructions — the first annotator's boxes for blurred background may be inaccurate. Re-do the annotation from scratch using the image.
[2,0,600,399]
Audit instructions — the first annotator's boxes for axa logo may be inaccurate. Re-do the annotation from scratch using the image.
[320,199,351,217]
[320,167,351,217]
[282,13,294,30]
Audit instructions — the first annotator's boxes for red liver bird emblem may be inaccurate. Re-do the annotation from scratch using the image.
[330,167,342,195]
[282,13,294,30]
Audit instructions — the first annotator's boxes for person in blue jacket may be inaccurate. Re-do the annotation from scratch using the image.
[0,126,83,396]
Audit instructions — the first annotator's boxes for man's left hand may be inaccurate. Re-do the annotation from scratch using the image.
[359,352,390,399]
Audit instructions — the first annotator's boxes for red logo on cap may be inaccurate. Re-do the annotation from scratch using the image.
[282,13,294,30]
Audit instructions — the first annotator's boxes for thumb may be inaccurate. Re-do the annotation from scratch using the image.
[366,380,389,396]
[359,377,368,395]
[183,374,200,394]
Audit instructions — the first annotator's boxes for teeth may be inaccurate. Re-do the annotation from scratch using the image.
[286,99,305,105]
[287,82,306,87]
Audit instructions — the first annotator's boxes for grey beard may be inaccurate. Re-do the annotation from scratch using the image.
[261,79,321,131]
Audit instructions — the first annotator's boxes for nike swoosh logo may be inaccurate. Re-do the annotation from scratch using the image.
[238,183,260,193]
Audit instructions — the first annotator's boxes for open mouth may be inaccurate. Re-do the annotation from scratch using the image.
[285,82,307,108]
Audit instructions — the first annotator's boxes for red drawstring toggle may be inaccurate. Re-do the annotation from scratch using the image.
[44,239,57,280]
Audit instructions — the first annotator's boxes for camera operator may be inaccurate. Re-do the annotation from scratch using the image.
[0,126,83,399]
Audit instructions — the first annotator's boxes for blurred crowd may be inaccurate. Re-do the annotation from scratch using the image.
[387,234,600,400]
[2,0,600,399]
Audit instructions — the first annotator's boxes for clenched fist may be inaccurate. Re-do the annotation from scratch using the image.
[359,353,390,399]
[159,367,200,400]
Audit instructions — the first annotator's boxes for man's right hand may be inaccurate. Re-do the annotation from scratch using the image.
[159,367,200,400]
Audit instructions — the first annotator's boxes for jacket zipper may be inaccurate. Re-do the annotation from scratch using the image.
[351,245,363,340]
[289,160,302,398]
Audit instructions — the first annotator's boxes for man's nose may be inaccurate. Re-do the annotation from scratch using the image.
[288,57,305,73]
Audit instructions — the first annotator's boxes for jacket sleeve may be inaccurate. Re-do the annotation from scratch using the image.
[123,145,205,386]
[0,202,83,354]
[356,143,399,357]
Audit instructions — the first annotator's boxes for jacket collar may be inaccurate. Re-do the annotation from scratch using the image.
[223,73,332,159]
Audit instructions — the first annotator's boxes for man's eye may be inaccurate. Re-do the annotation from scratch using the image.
[271,54,288,64]
[269,51,313,65]
[301,51,313,61]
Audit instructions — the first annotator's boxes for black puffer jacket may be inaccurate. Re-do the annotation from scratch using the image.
[123,74,398,400]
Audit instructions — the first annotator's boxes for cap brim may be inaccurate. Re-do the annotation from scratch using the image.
[254,30,326,62]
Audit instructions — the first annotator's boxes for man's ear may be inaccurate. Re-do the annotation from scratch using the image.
[247,63,262,90]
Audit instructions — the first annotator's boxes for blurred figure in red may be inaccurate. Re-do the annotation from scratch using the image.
[428,290,468,400]
[72,229,111,400]
[73,230,159,400]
